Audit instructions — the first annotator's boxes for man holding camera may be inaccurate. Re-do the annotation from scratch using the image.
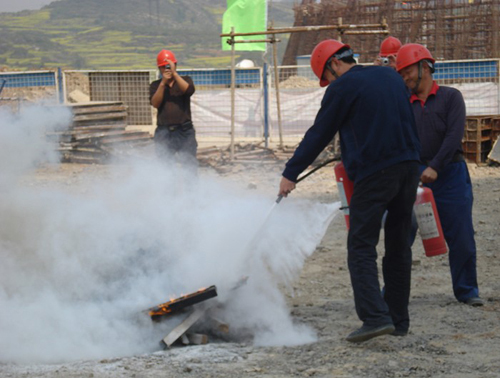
[150,49,197,167]
[374,36,402,70]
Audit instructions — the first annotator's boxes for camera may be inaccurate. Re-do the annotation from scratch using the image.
[380,57,390,66]
[166,64,171,69]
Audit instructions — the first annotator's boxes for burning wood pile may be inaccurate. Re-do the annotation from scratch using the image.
[48,101,152,164]
[145,285,231,348]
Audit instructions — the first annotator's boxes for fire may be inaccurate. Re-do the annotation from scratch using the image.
[146,285,218,318]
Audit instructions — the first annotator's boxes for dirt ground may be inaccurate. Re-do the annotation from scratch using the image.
[1,160,500,378]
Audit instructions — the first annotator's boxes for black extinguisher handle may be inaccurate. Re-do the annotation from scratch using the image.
[277,158,337,205]
[296,158,337,183]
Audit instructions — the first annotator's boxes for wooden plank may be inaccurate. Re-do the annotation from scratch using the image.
[228,159,280,164]
[148,285,217,318]
[73,112,128,122]
[161,308,206,348]
[488,135,500,164]
[98,134,152,144]
[72,105,128,115]
[206,315,229,334]
[187,333,209,345]
[180,334,190,345]
[64,155,106,164]
[72,124,127,131]
[197,147,221,155]
[66,101,123,108]
[72,130,146,141]
[72,119,128,128]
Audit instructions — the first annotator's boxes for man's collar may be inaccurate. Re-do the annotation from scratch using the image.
[410,81,439,104]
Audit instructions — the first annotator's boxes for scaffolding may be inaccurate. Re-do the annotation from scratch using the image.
[282,0,500,65]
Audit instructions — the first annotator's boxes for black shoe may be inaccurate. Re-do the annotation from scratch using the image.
[465,297,484,307]
[391,329,408,337]
[346,324,395,343]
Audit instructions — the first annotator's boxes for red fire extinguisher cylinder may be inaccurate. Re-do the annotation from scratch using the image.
[334,162,354,229]
[413,186,448,257]
[333,162,448,257]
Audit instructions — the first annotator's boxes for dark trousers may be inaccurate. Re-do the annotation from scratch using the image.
[420,161,479,302]
[348,161,420,331]
[154,123,198,168]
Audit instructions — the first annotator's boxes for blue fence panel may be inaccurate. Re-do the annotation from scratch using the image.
[434,60,498,80]
[0,71,57,88]
[180,68,260,86]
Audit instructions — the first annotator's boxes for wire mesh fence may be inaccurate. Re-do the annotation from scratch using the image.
[179,67,264,147]
[434,59,500,116]
[62,70,155,126]
[269,65,323,146]
[1,60,499,153]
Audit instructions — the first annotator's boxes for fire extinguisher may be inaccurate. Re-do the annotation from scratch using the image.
[334,162,354,229]
[413,186,448,257]
[334,162,448,257]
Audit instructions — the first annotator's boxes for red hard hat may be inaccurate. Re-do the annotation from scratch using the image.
[396,43,435,72]
[379,36,402,57]
[157,49,177,67]
[310,39,351,87]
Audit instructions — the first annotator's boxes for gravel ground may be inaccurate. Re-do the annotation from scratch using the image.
[1,161,499,378]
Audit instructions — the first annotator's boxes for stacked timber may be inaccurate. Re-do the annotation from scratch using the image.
[50,101,152,164]
[462,115,500,164]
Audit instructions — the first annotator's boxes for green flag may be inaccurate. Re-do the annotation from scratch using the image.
[221,0,267,51]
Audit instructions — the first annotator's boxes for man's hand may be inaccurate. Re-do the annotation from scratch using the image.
[279,177,296,197]
[167,59,177,74]
[421,167,438,183]
[161,59,176,82]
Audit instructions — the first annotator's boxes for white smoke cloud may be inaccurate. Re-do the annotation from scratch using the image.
[0,105,339,364]
[0,104,71,187]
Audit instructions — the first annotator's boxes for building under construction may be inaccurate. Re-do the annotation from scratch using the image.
[282,0,500,65]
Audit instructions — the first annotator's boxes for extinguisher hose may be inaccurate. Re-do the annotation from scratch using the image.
[276,157,338,204]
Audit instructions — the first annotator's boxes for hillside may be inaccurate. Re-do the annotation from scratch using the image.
[0,0,295,71]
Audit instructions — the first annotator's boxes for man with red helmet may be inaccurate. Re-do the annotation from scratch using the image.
[374,36,402,70]
[279,39,421,342]
[150,49,197,167]
[397,43,483,307]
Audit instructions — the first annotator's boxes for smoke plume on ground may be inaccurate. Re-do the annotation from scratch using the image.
[0,105,339,364]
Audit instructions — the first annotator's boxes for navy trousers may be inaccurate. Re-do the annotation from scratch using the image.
[420,161,479,302]
[348,161,420,332]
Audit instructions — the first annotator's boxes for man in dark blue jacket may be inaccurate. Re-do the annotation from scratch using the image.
[279,40,421,342]
[397,44,482,307]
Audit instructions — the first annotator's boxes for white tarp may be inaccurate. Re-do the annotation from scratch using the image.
[191,87,326,138]
[190,81,499,139]
[448,82,499,115]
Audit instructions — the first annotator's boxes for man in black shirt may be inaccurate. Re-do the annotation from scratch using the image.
[150,49,197,167]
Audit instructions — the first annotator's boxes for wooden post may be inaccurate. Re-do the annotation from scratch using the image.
[338,17,343,42]
[230,27,236,161]
[161,308,206,348]
[272,38,284,149]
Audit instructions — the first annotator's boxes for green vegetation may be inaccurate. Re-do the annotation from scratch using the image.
[0,0,294,71]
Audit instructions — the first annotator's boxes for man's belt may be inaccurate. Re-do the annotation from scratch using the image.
[158,121,193,132]
[422,152,464,166]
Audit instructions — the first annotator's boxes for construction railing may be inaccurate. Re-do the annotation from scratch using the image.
[0,70,61,112]
[1,59,499,151]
